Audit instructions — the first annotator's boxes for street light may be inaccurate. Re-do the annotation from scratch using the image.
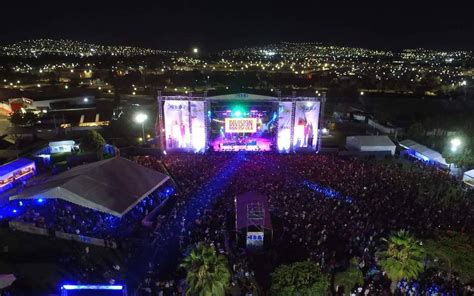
[193,47,199,54]
[450,138,462,152]
[135,113,148,144]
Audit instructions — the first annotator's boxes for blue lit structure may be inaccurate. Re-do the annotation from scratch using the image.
[60,284,126,296]
[399,139,449,169]
[0,158,36,193]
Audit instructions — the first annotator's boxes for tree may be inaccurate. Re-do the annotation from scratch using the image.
[9,111,37,126]
[407,122,425,140]
[424,232,474,284]
[334,258,364,295]
[181,243,230,296]
[80,130,106,153]
[270,261,329,296]
[376,230,426,293]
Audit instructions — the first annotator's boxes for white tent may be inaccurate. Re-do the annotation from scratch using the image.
[346,135,396,155]
[463,169,474,188]
[10,157,170,217]
[0,274,16,290]
[399,139,448,168]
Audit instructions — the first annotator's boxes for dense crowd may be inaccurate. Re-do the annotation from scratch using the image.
[4,152,473,295]
[12,184,173,240]
[132,152,474,295]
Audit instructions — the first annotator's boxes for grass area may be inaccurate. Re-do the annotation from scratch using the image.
[0,227,124,295]
[50,152,74,164]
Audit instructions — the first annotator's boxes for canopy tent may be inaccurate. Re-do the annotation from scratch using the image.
[463,169,474,188]
[0,158,35,180]
[10,157,169,217]
[346,135,396,155]
[399,139,448,167]
[235,191,272,231]
[0,274,16,290]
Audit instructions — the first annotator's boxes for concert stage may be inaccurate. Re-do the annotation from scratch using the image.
[156,92,325,153]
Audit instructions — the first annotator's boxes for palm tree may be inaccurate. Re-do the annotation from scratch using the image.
[376,230,426,293]
[181,243,231,296]
[334,258,364,295]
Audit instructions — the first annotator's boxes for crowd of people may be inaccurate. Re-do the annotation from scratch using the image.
[132,152,474,295]
[3,151,473,295]
[12,182,173,241]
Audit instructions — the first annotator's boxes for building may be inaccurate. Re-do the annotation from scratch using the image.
[346,135,396,155]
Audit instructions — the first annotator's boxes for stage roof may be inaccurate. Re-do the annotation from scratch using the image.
[11,157,169,217]
[235,191,272,231]
[208,93,278,101]
[161,93,320,101]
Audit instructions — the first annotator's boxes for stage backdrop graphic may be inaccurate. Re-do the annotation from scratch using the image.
[293,101,320,150]
[224,118,257,133]
[190,101,206,152]
[164,100,191,149]
[277,102,293,151]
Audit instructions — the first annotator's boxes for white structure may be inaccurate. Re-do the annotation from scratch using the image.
[11,157,169,217]
[463,170,474,188]
[399,139,449,169]
[346,135,396,155]
[48,141,77,154]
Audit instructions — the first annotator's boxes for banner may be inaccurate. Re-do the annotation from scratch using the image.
[164,100,191,149]
[9,221,49,236]
[277,102,293,151]
[225,118,257,133]
[55,231,117,248]
[293,101,320,150]
[246,231,264,248]
[190,101,206,152]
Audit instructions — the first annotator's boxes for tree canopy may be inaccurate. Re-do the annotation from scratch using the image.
[181,243,230,296]
[80,130,106,152]
[9,111,37,126]
[334,258,364,295]
[376,230,426,292]
[424,232,474,284]
[270,261,329,296]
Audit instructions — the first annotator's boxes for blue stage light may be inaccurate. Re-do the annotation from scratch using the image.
[62,284,123,290]
[37,198,44,203]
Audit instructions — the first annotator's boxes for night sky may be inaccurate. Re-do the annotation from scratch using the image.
[1,1,473,51]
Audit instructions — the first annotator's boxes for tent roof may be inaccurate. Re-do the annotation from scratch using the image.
[399,139,448,165]
[347,135,395,147]
[0,158,35,179]
[10,157,169,217]
[235,191,272,231]
[464,169,474,178]
[0,274,16,290]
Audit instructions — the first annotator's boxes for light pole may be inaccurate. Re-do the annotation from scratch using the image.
[135,113,148,144]
[448,137,462,172]
[450,138,462,153]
